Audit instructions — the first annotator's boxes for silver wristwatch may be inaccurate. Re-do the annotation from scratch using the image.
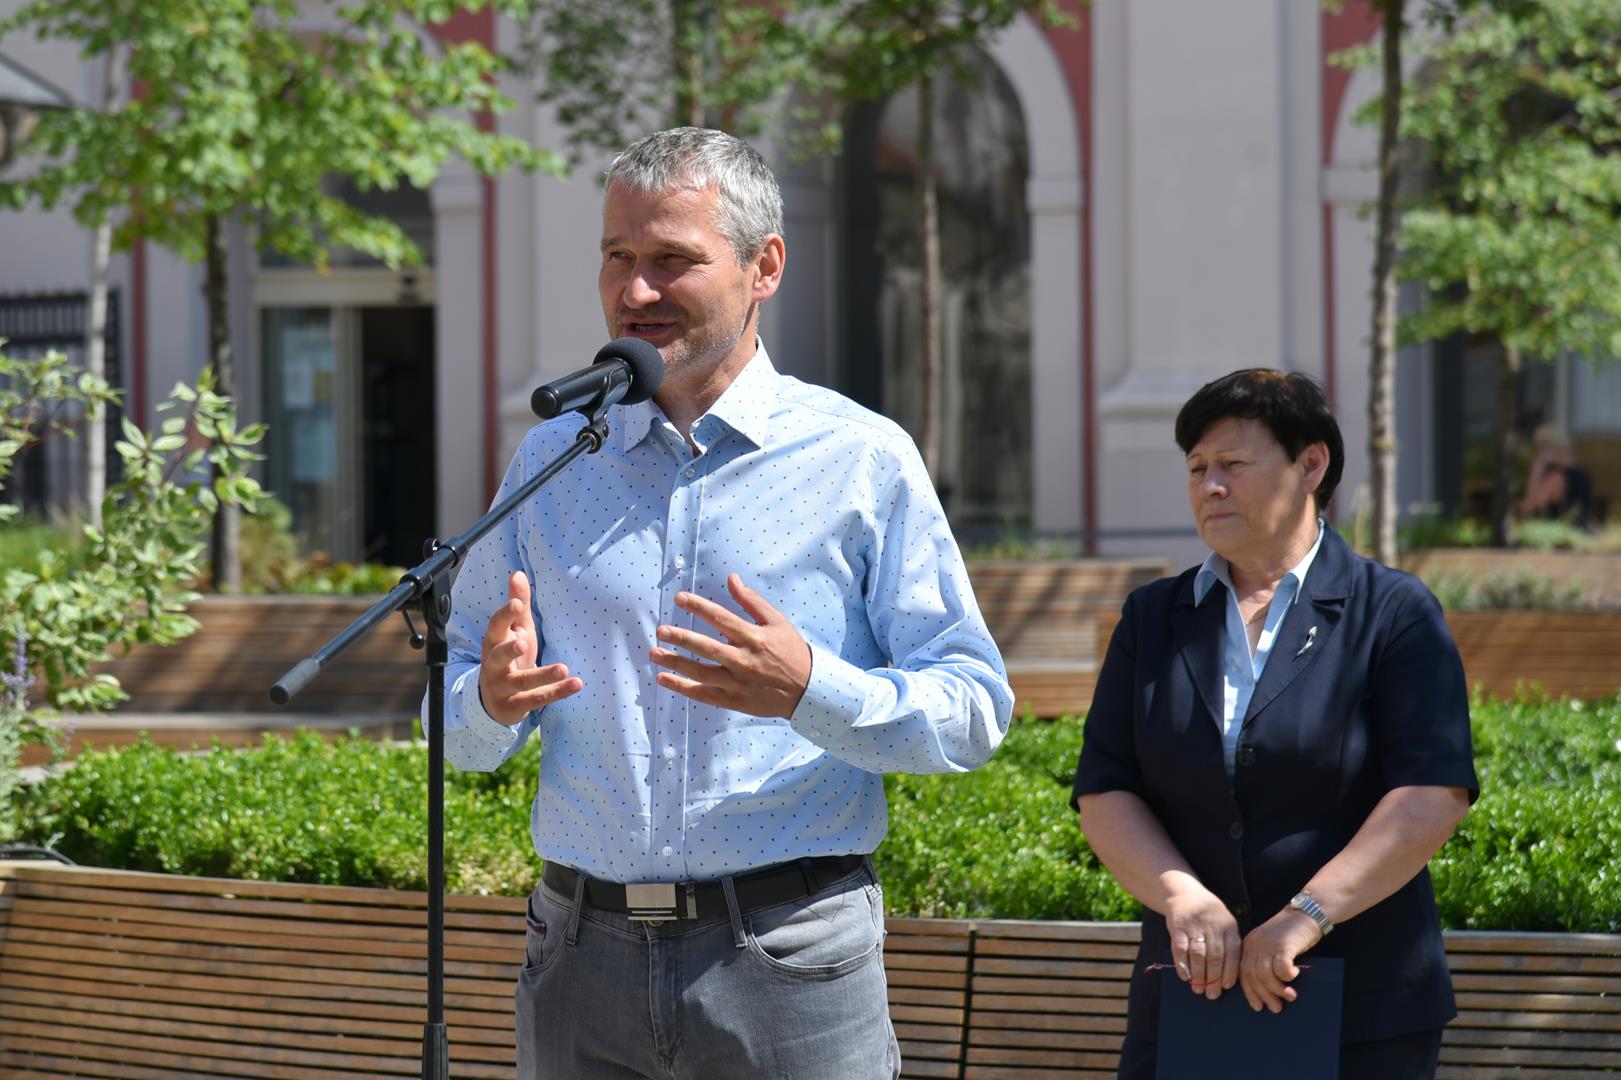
[1289,889,1335,937]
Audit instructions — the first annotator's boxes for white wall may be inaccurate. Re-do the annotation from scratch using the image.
[1090,0,1323,568]
[0,20,138,387]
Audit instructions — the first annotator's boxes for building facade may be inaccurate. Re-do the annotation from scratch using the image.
[2,0,1615,570]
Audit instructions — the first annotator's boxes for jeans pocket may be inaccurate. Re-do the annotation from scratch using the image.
[745,878,882,979]
[521,894,565,977]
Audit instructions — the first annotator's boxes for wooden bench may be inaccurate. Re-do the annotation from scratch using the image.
[3,864,1618,1078]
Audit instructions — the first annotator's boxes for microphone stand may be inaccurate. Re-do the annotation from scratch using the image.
[270,401,615,1080]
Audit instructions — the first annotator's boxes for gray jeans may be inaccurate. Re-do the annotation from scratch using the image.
[515,858,901,1080]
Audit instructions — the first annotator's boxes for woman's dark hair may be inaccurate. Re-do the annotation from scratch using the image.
[1174,369,1344,509]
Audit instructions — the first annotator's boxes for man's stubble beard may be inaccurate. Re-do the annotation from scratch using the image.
[654,299,757,382]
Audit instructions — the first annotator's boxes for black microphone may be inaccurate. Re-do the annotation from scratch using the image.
[531,338,665,419]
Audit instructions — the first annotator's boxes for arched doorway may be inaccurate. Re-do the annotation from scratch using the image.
[840,45,1033,535]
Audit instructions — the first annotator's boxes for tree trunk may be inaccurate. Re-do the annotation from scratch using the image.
[1368,0,1404,566]
[1490,343,1522,547]
[671,0,706,127]
[915,70,943,489]
[205,213,241,593]
[84,46,126,531]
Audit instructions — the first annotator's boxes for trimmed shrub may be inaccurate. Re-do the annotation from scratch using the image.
[16,695,1621,929]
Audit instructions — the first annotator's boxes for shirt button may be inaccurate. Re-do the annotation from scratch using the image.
[663,746,676,760]
[1229,822,1245,840]
[1237,747,1256,767]
[661,845,674,857]
[683,466,695,479]
[674,555,686,570]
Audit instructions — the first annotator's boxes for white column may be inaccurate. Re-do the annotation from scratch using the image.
[431,162,486,537]
[1092,0,1298,566]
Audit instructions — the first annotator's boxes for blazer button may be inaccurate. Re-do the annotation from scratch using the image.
[1231,901,1249,917]
[1229,822,1245,840]
[1237,747,1256,767]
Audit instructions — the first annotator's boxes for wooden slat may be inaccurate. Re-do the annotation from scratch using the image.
[0,935,513,997]
[971,921,1142,944]
[5,896,515,952]
[965,1045,1122,1068]
[0,863,523,912]
[0,982,512,1044]
[1442,1028,1621,1052]
[1445,930,1621,955]
[0,1028,418,1077]
[1452,972,1621,994]
[4,909,512,965]
[1444,952,1621,976]
[1438,1070,1619,1080]
[1440,1044,1621,1069]
[900,1055,963,1078]
[10,878,520,931]
[964,1069,1115,1080]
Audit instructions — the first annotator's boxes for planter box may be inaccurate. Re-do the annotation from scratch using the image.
[97,595,425,715]
[1401,548,1621,608]
[1445,610,1621,701]
[1093,609,1621,702]
[91,562,1171,725]
[967,558,1168,717]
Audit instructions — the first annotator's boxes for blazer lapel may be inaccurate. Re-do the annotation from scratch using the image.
[1171,577,1226,732]
[1242,527,1356,726]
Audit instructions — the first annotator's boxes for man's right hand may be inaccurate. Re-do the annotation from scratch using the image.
[478,570,583,726]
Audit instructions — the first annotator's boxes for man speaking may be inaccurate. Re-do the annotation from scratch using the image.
[433,127,1013,1079]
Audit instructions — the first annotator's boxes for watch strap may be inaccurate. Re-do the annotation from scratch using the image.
[1289,889,1335,936]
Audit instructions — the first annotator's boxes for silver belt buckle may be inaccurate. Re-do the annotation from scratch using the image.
[625,882,700,922]
[626,883,679,922]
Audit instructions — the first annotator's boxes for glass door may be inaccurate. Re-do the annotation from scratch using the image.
[262,306,362,560]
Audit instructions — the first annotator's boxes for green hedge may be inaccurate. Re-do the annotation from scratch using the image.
[16,695,1621,931]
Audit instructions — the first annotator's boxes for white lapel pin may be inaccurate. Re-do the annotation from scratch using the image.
[1295,626,1318,659]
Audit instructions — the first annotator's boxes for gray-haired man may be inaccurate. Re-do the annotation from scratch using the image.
[434,127,1013,1079]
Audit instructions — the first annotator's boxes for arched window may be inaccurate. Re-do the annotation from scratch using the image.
[840,45,1032,535]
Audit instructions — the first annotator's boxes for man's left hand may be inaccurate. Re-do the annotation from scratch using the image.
[1238,907,1323,1014]
[650,573,812,718]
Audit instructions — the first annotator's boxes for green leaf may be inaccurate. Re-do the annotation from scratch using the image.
[119,417,146,449]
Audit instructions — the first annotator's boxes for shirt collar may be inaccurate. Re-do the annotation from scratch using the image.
[618,340,778,454]
[700,341,776,450]
[1194,518,1326,607]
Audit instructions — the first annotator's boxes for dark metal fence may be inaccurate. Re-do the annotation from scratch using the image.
[0,289,123,515]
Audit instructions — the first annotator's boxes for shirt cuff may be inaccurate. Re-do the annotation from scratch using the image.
[452,667,526,755]
[789,642,873,745]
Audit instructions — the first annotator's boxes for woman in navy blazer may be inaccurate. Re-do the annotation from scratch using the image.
[1073,370,1478,1080]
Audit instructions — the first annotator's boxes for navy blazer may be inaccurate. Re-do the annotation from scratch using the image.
[1072,526,1478,1045]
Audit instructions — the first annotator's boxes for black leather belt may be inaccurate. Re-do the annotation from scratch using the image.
[542,853,867,922]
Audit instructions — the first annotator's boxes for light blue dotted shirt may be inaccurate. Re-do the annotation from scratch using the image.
[432,346,1013,884]
[1192,521,1325,776]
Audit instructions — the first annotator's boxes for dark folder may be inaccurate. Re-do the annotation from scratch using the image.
[1155,955,1344,1080]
